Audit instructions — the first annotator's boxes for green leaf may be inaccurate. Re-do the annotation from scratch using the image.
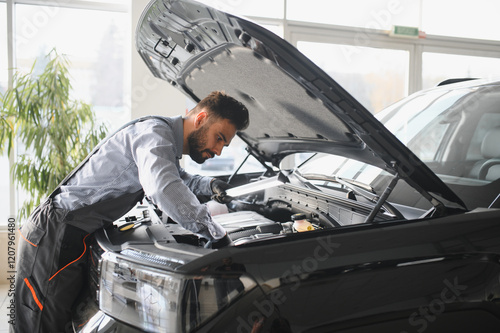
[0,49,109,221]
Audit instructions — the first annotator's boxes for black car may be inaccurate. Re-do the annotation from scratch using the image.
[72,0,500,332]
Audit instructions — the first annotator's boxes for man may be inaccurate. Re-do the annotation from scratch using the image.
[13,91,249,333]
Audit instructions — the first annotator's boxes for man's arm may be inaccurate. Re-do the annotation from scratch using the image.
[178,168,213,197]
[132,120,226,240]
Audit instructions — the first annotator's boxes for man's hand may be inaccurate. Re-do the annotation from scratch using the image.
[210,179,233,204]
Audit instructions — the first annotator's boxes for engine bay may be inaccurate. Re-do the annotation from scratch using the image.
[210,180,376,245]
[102,171,407,252]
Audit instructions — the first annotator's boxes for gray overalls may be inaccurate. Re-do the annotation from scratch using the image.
[13,117,164,333]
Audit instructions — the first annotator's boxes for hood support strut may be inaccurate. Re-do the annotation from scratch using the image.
[365,174,399,224]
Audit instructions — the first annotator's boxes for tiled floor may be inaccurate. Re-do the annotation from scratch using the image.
[0,284,11,332]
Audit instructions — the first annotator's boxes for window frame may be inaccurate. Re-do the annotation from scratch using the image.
[0,0,130,226]
[284,20,500,95]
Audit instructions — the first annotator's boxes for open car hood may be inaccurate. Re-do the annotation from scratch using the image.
[136,0,466,211]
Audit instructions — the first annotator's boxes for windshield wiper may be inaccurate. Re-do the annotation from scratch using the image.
[297,153,318,169]
[301,173,405,220]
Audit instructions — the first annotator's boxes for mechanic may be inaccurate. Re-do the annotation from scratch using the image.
[13,91,249,333]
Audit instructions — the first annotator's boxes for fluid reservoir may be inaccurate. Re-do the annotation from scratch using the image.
[291,213,314,232]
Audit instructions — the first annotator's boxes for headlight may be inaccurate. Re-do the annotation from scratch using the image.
[100,252,255,332]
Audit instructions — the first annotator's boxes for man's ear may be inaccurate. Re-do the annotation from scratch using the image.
[194,110,208,129]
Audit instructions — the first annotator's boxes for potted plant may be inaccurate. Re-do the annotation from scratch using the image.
[0,50,108,220]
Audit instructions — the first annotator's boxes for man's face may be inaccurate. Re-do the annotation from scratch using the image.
[188,117,237,164]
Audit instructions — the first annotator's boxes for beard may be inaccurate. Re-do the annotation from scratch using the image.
[187,124,212,164]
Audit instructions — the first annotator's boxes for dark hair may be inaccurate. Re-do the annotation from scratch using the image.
[193,91,249,131]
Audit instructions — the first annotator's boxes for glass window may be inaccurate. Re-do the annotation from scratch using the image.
[380,89,465,145]
[0,153,9,223]
[422,0,500,41]
[409,121,449,162]
[1,2,10,225]
[287,0,420,30]
[382,83,500,182]
[422,53,500,90]
[196,0,284,19]
[0,2,7,94]
[79,0,128,3]
[15,4,131,130]
[8,3,130,222]
[297,41,409,113]
[466,113,500,161]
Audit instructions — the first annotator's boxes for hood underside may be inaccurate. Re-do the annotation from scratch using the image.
[136,0,466,210]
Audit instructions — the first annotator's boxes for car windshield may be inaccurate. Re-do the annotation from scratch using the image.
[295,80,500,210]
[378,82,500,185]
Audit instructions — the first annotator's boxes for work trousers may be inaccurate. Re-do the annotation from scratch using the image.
[12,199,89,333]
